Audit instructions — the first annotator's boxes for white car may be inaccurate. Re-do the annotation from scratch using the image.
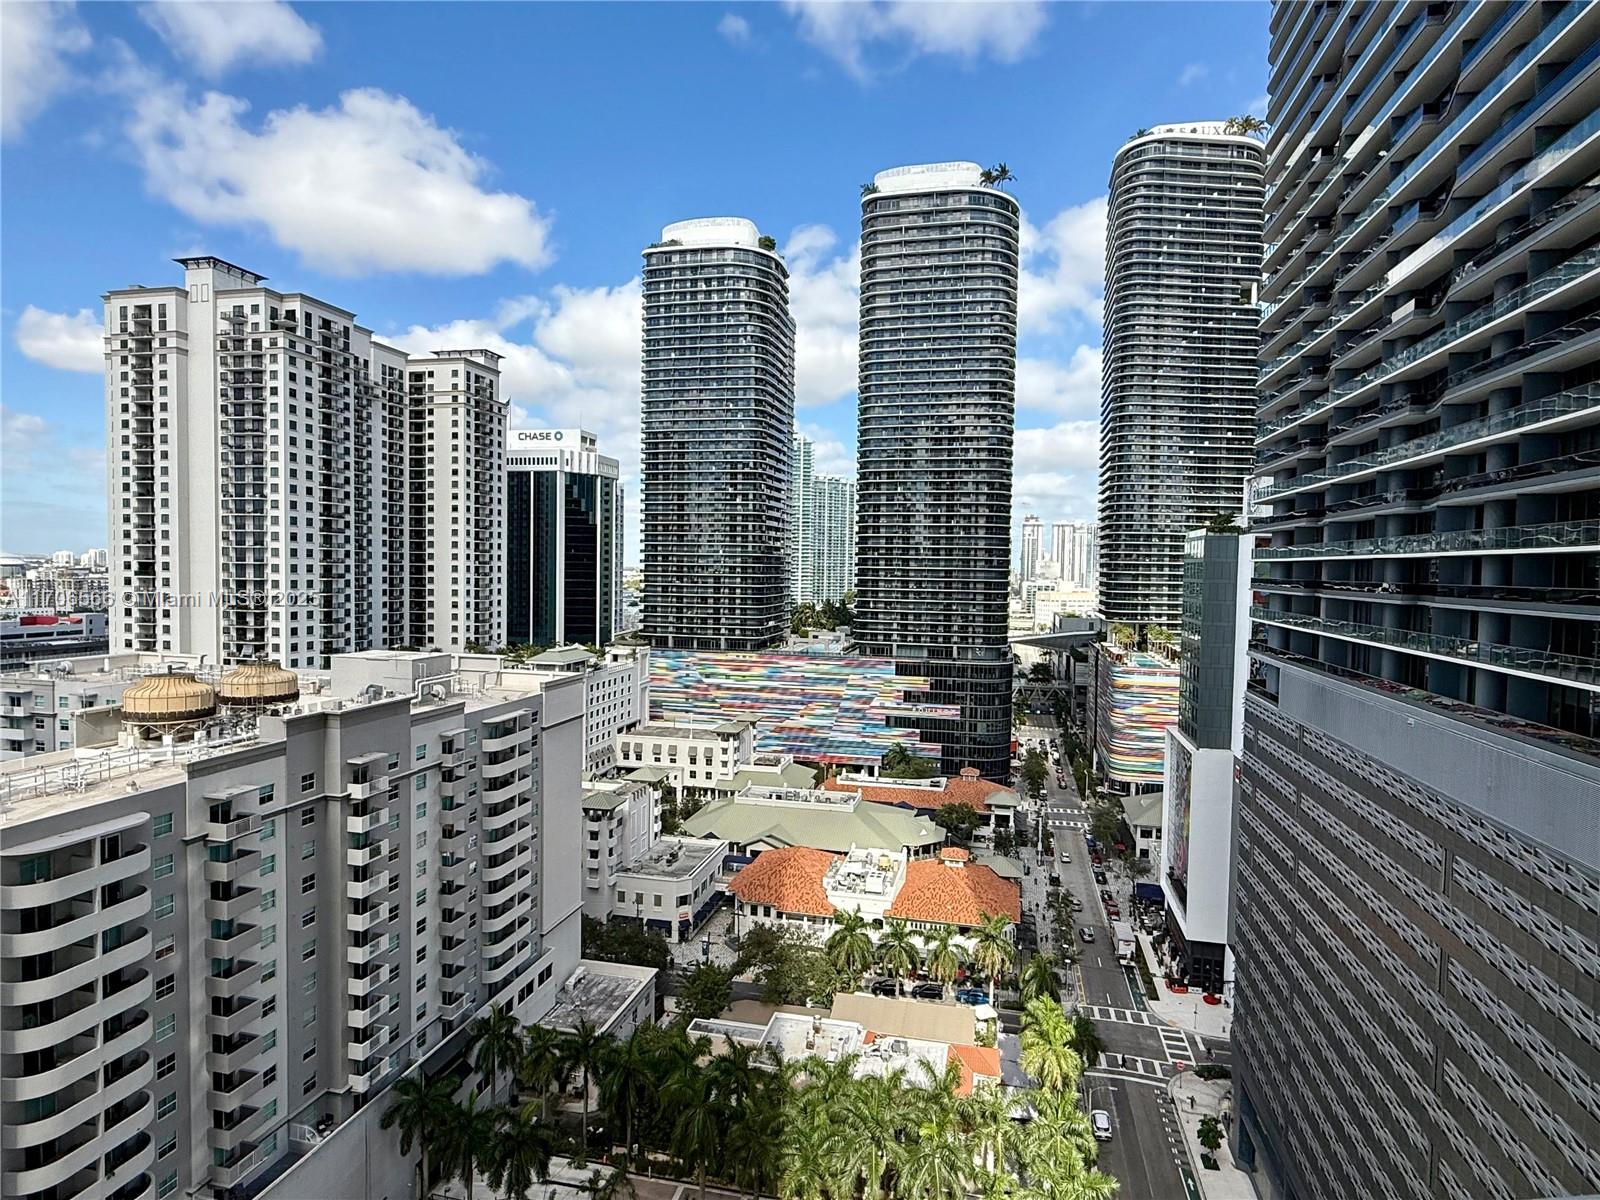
[1091,1110,1113,1141]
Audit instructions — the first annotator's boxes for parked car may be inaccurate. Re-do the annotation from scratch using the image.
[911,982,945,1000]
[1091,1110,1113,1141]
[1078,927,1096,943]
[1048,874,1062,888]
[954,987,989,1005]
[871,978,900,997]
[1093,870,1108,885]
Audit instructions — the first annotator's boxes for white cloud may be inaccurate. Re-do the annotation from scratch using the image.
[1020,195,1106,333]
[799,422,856,480]
[717,12,752,44]
[0,407,107,553]
[15,306,103,373]
[124,83,553,277]
[141,1,321,77]
[784,224,860,409]
[1016,345,1100,419]
[1,2,91,140]
[783,0,1047,79]
[1177,62,1208,87]
[1247,92,1269,119]
[1012,419,1099,524]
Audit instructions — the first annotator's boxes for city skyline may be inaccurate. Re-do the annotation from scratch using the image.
[0,1,1269,561]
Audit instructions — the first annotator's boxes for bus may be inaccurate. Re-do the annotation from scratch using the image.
[1113,920,1137,965]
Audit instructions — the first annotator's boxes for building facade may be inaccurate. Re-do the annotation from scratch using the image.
[1088,641,1179,796]
[506,428,623,649]
[0,651,585,1200]
[510,644,649,775]
[1160,529,1251,995]
[1019,515,1043,582]
[788,430,858,607]
[854,162,1020,781]
[104,259,507,668]
[1099,126,1264,628]
[1236,4,1600,1199]
[1051,521,1098,592]
[0,657,132,758]
[641,218,795,650]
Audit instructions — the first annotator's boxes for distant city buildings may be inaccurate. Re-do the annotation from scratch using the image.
[1051,521,1098,592]
[641,218,795,650]
[104,258,506,667]
[1098,125,1263,627]
[1019,514,1043,581]
[506,428,623,649]
[854,162,1020,780]
[789,429,857,606]
[1234,6,1600,1199]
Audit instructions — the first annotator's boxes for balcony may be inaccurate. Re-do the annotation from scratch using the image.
[481,751,532,780]
[205,851,259,885]
[481,723,531,753]
[208,997,264,1039]
[206,888,259,923]
[207,1032,266,1075]
[346,903,391,934]
[206,958,265,1000]
[440,908,469,937]
[347,938,384,966]
[440,994,471,1023]
[346,997,383,1030]
[211,1142,270,1189]
[440,775,470,801]
[346,806,391,835]
[346,841,386,869]
[347,776,390,801]
[206,924,258,960]
[348,1056,390,1094]
[347,968,386,998]
[439,856,471,886]
[346,1023,393,1060]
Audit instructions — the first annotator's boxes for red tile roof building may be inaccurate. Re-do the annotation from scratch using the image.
[886,858,1021,927]
[727,846,838,917]
[834,767,1020,816]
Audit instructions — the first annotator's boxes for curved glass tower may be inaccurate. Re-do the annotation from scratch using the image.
[641,217,795,650]
[854,162,1020,779]
[1099,124,1264,627]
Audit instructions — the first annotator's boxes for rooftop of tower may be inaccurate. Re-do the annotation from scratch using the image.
[871,161,988,193]
[656,216,762,248]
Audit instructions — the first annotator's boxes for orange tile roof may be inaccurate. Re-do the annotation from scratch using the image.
[938,846,971,862]
[836,769,1018,816]
[728,846,838,917]
[885,859,1021,927]
[950,1043,1002,1096]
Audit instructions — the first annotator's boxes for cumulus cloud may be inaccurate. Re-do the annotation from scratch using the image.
[799,421,856,480]
[1020,195,1106,333]
[124,83,553,276]
[1177,62,1208,87]
[784,224,860,409]
[783,0,1047,79]
[1016,345,1100,420]
[141,1,321,77]
[1012,419,1099,524]
[1,407,108,552]
[1,2,91,140]
[717,12,752,44]
[15,306,103,373]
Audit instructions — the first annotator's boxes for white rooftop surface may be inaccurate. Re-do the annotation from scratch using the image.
[823,847,904,898]
[872,161,986,193]
[660,216,761,248]
[761,1014,864,1064]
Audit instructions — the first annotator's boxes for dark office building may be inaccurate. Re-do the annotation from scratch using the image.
[1235,4,1600,1199]
[506,428,621,648]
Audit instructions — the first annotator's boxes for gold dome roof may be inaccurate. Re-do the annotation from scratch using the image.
[121,670,217,722]
[218,659,300,706]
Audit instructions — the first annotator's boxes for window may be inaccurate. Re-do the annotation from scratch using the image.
[303,1075,317,1096]
[301,872,316,895]
[264,1065,278,1087]
[300,773,317,794]
[155,974,175,1000]
[301,940,316,962]
[261,817,276,841]
[157,1092,178,1120]
[153,893,175,919]
[416,974,427,993]
[415,801,427,820]
[260,925,277,948]
[156,1052,176,1078]
[158,1132,178,1161]
[300,909,315,928]
[303,1005,316,1028]
[152,853,174,879]
[261,888,277,912]
[416,743,427,761]
[158,1171,179,1198]
[302,1042,317,1062]
[263,995,278,1018]
[415,774,427,792]
[154,935,175,960]
[301,840,315,860]
[153,812,173,837]
[261,853,276,876]
[415,888,427,906]
[155,1014,176,1041]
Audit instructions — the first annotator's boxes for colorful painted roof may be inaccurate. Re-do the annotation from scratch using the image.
[885,860,1021,927]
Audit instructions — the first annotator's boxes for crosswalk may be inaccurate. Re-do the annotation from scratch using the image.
[1091,1052,1172,1079]
[1157,1024,1194,1066]
[1081,1004,1157,1026]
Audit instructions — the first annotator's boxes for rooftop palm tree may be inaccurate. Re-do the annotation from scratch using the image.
[517,1023,564,1121]
[439,1089,497,1200]
[561,1018,611,1160]
[470,1003,523,1100]
[1066,1013,1105,1071]
[971,912,1016,1005]
[379,1071,457,1200]
[921,926,962,1001]
[485,1106,556,1200]
[988,162,1016,189]
[1021,951,1063,1004]
[876,917,921,991]
[827,907,875,980]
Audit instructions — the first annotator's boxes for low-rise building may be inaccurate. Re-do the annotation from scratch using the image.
[580,777,662,919]
[1120,791,1164,863]
[500,644,650,775]
[681,784,944,859]
[615,717,756,796]
[0,655,133,758]
[0,611,110,670]
[831,767,1023,840]
[607,835,728,942]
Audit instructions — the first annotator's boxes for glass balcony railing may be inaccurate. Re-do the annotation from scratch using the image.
[1252,606,1600,687]
[1253,519,1600,561]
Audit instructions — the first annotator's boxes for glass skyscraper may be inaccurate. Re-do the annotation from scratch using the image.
[854,162,1020,779]
[641,218,795,650]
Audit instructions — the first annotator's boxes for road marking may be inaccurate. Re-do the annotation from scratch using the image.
[1158,1026,1192,1063]
[1093,1053,1171,1078]
[1081,1004,1153,1026]
[1082,1069,1168,1088]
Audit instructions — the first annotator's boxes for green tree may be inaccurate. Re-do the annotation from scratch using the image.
[582,914,672,971]
[670,1073,725,1200]
[470,1003,523,1100]
[1021,749,1049,799]
[881,742,939,779]
[826,907,876,979]
[561,1018,612,1159]
[1028,660,1053,682]
[1198,1115,1225,1154]
[933,801,982,844]
[486,1106,556,1200]
[597,1024,659,1163]
[1020,996,1085,1093]
[517,1023,564,1121]
[993,828,1016,857]
[875,917,921,989]
[921,926,962,1000]
[439,1090,497,1200]
[758,234,778,251]
[971,912,1016,1005]
[380,1071,456,1199]
[1067,1013,1105,1068]
[1021,950,1063,1003]
[677,962,734,1023]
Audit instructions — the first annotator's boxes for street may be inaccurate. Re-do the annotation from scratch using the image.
[1016,715,1198,1200]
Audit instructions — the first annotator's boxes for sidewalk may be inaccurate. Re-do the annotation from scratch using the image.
[1168,1072,1255,1200]
[1145,976,1233,1040]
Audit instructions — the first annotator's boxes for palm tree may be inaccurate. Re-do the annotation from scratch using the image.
[921,926,962,1000]
[971,912,1016,1005]
[485,1106,556,1200]
[827,907,875,980]
[1066,1013,1105,1070]
[439,1090,497,1200]
[860,182,880,197]
[561,1018,611,1158]
[961,1084,1017,1176]
[904,1076,974,1200]
[876,917,921,991]
[725,1091,785,1199]
[1021,951,1063,1003]
[1020,997,1084,1093]
[1017,1090,1103,1191]
[778,1110,840,1200]
[1223,114,1270,136]
[670,1074,724,1200]
[517,1023,564,1121]
[988,162,1016,188]
[470,1003,523,1100]
[836,1070,908,1197]
[586,1166,637,1200]
[597,1025,657,1163]
[379,1071,456,1199]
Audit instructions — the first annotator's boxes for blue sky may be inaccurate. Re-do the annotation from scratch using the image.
[1,0,1268,566]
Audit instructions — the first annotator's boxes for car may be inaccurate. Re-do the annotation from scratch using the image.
[1091,1110,1113,1141]
[870,978,900,997]
[1078,927,1096,943]
[1048,874,1062,888]
[1093,870,1108,885]
[910,982,945,1000]
[954,987,989,1005]
[1060,853,1071,864]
